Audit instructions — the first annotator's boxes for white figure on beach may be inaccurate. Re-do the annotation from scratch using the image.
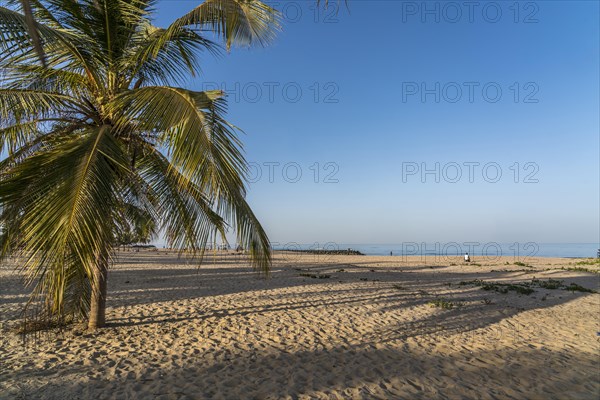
[464,252,470,262]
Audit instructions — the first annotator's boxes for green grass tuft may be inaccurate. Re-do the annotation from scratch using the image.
[299,273,331,279]
[514,261,533,268]
[531,278,562,290]
[460,278,596,295]
[575,258,600,266]
[428,298,459,309]
[564,283,595,293]
[561,266,600,274]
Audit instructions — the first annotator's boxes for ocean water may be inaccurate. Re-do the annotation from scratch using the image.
[272,243,600,259]
[151,240,600,259]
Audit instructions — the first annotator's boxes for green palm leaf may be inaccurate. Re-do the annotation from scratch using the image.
[169,0,281,50]
[0,126,127,320]
[1,0,279,331]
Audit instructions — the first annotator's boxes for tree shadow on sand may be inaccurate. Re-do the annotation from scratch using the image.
[6,342,599,399]
[2,253,599,399]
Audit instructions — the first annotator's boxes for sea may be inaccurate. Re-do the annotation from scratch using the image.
[271,243,600,259]
[151,240,599,259]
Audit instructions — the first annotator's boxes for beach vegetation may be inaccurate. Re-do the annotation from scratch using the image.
[459,278,596,295]
[513,261,533,268]
[428,298,461,309]
[299,273,331,279]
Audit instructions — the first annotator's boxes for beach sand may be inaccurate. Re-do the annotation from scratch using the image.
[1,251,599,399]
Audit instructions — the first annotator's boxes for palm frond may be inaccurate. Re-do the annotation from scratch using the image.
[123,22,219,87]
[137,145,227,255]
[170,0,281,50]
[111,85,270,271]
[111,86,244,175]
[19,0,46,66]
[0,125,128,320]
[0,119,42,154]
[0,89,85,146]
[0,5,102,90]
[1,0,278,329]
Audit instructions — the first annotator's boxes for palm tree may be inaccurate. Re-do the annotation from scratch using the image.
[0,0,280,331]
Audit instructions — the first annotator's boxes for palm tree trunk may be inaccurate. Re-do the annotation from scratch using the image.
[88,256,108,330]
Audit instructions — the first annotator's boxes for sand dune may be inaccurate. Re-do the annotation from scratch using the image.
[1,251,599,399]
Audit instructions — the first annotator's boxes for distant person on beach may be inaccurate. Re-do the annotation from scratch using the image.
[390,251,392,256]
[464,252,470,262]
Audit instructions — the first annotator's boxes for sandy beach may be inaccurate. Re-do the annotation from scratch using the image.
[1,251,599,399]
[1,0,598,399]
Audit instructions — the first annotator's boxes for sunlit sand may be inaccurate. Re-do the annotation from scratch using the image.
[1,250,598,399]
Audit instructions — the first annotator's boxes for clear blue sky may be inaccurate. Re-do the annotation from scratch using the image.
[150,0,599,245]
[3,1,597,246]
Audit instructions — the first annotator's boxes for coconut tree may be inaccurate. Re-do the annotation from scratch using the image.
[0,0,280,331]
